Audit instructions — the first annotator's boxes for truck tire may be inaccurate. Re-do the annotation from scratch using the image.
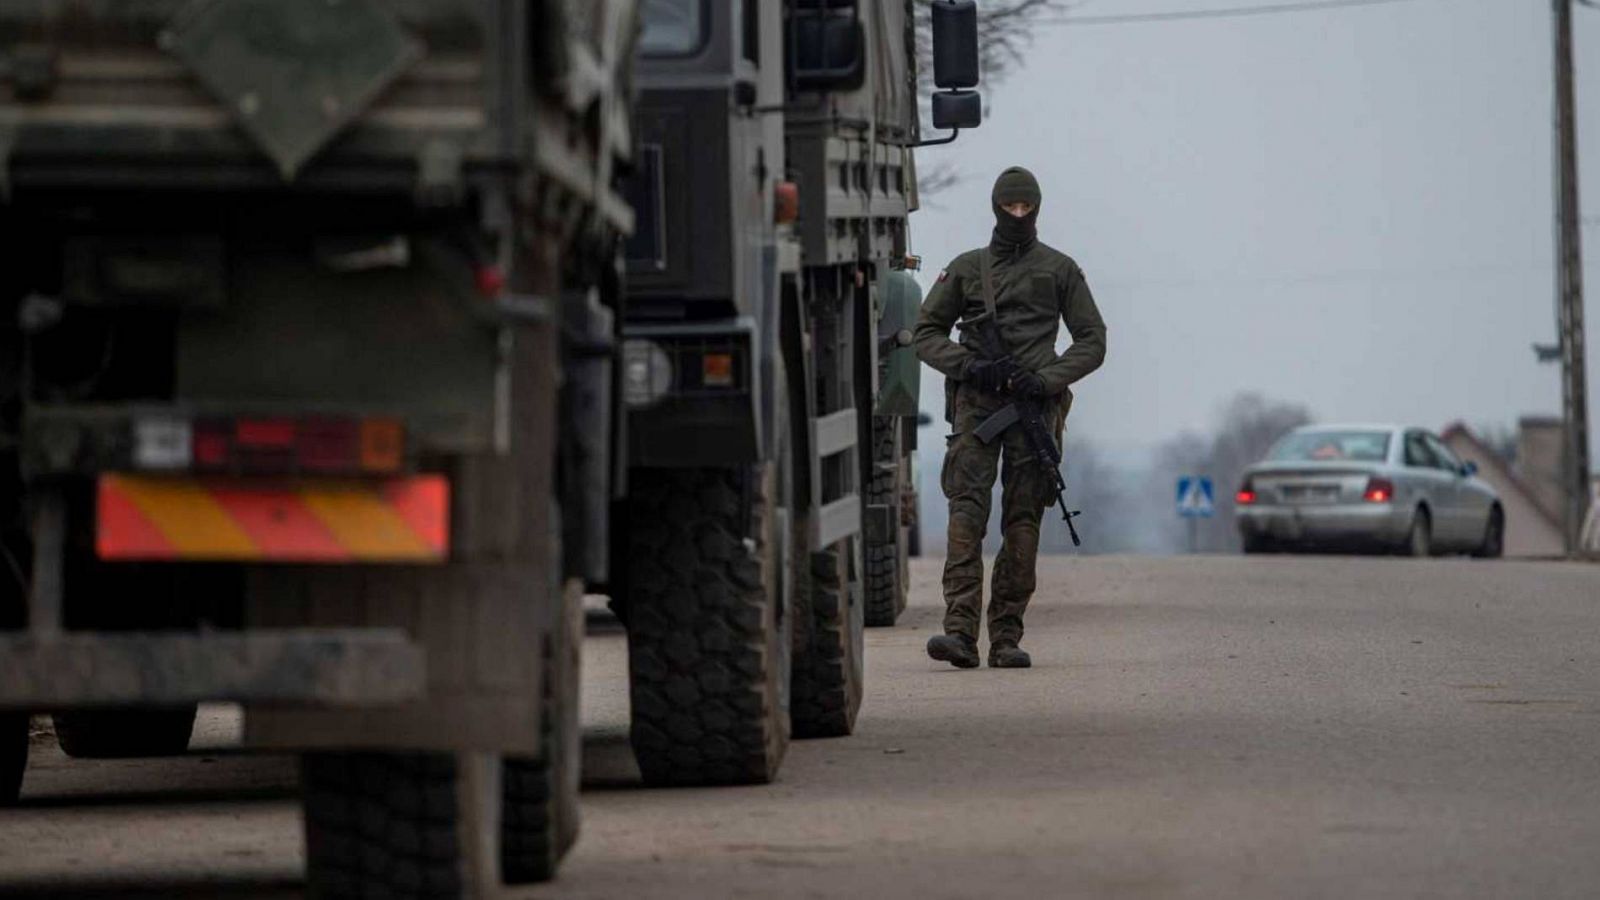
[623,465,790,785]
[501,575,582,884]
[864,417,910,627]
[1,712,26,805]
[303,751,466,899]
[53,706,197,758]
[791,537,864,738]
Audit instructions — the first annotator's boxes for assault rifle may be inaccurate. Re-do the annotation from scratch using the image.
[956,309,1084,547]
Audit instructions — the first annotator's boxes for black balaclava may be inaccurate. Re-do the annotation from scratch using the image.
[990,166,1041,252]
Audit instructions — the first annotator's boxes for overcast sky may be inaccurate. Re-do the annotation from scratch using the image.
[909,0,1600,462]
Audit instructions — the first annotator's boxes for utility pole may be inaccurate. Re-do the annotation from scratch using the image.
[1553,0,1592,555]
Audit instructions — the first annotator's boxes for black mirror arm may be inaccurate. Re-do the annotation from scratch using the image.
[912,128,961,148]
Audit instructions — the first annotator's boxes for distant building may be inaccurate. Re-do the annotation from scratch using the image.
[1440,422,1563,557]
[1515,416,1567,524]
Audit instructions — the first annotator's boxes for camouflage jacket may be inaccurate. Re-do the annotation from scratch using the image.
[914,238,1107,403]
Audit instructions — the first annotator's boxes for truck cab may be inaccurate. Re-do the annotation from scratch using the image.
[603,0,978,786]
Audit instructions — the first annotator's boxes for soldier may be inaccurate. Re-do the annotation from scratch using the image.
[913,166,1107,669]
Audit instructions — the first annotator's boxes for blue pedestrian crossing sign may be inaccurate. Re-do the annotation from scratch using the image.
[1177,477,1215,518]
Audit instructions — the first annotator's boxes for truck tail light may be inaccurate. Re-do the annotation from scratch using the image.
[359,418,405,473]
[702,352,735,388]
[1363,477,1395,503]
[296,418,361,473]
[192,420,233,469]
[774,181,799,224]
[165,416,405,475]
[474,264,506,298]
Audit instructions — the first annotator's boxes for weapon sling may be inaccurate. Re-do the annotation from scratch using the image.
[979,249,997,319]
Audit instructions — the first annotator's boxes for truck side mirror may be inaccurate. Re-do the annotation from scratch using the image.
[931,91,981,129]
[918,1,981,146]
[931,0,979,90]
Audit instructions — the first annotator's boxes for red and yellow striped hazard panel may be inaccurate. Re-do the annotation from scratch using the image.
[97,474,449,563]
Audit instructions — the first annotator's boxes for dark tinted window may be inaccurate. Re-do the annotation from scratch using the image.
[1404,433,1438,468]
[742,0,759,65]
[1424,434,1462,472]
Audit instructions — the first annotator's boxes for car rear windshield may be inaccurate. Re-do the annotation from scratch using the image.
[1268,431,1390,463]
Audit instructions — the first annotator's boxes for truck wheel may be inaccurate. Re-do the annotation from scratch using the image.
[623,465,790,785]
[791,537,864,738]
[303,751,470,899]
[1,712,26,805]
[53,706,197,758]
[864,418,910,627]
[501,577,582,883]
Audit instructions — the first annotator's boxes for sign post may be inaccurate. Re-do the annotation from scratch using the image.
[1176,476,1215,553]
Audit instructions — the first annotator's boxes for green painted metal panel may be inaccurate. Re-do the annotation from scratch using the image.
[876,269,922,417]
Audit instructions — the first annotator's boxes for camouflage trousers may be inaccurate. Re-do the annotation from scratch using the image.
[939,382,1066,646]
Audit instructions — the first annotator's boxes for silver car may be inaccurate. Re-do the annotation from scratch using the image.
[1235,424,1503,557]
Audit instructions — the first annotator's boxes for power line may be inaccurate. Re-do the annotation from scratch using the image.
[1036,0,1423,27]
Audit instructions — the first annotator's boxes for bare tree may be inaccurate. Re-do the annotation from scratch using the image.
[1149,394,1313,553]
[1205,394,1313,550]
[912,0,1070,94]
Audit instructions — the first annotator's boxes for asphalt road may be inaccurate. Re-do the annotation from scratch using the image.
[3,555,1599,899]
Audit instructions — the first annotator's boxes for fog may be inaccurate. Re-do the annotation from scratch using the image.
[907,0,1599,552]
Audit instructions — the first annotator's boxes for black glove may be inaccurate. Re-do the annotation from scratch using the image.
[966,358,1010,393]
[1009,369,1046,401]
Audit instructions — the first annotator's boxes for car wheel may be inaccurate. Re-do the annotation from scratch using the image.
[1405,508,1432,558]
[1473,506,1505,559]
[1241,532,1275,554]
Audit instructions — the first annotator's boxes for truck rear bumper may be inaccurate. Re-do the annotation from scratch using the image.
[0,629,424,710]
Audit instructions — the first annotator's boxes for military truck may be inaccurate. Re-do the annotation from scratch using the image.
[0,0,635,893]
[606,0,981,784]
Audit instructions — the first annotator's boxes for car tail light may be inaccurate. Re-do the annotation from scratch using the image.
[1235,478,1257,505]
[1363,477,1395,503]
[146,415,404,475]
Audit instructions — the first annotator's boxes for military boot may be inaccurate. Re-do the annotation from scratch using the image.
[926,633,980,669]
[988,641,1032,669]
